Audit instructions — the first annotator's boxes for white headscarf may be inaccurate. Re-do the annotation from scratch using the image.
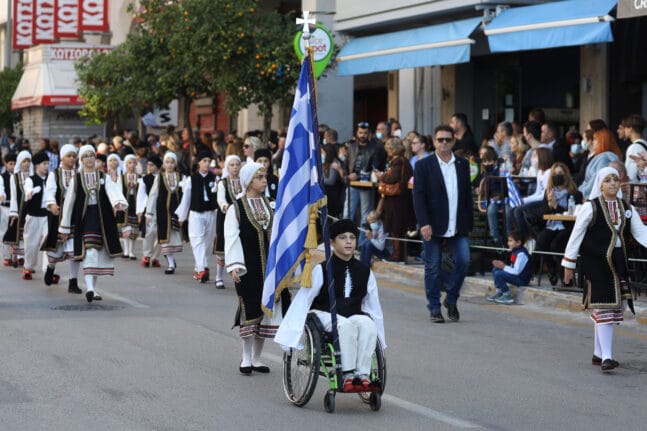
[78,145,95,159]
[222,155,241,178]
[16,150,33,176]
[123,154,137,173]
[107,153,123,175]
[58,144,77,160]
[238,162,263,199]
[163,151,177,164]
[589,167,622,200]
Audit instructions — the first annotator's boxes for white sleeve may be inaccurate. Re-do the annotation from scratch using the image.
[0,175,5,201]
[59,176,76,234]
[44,172,57,207]
[629,204,647,248]
[105,175,128,209]
[175,178,191,222]
[370,226,387,251]
[224,204,246,275]
[217,180,228,212]
[362,270,386,349]
[146,176,160,216]
[9,175,18,216]
[274,265,324,350]
[624,143,642,182]
[561,202,593,269]
[23,177,34,201]
[524,170,548,203]
[504,252,529,276]
[135,178,148,215]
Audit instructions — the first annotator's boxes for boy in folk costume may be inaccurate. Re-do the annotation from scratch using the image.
[0,153,16,266]
[214,154,242,288]
[121,154,140,259]
[253,149,278,202]
[137,156,162,268]
[146,152,183,274]
[4,151,33,268]
[59,145,128,303]
[275,219,386,391]
[225,162,290,375]
[21,152,51,280]
[175,150,217,283]
[42,144,82,293]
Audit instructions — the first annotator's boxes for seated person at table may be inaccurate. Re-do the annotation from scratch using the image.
[536,162,583,286]
[274,219,386,392]
[477,147,512,246]
[489,230,532,304]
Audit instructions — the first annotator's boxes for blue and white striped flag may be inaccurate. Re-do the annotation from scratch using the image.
[262,57,325,314]
[506,173,523,208]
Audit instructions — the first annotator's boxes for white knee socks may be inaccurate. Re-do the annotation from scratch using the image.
[69,260,80,279]
[84,274,95,293]
[241,337,254,367]
[596,323,614,361]
[216,264,224,282]
[166,254,176,268]
[252,336,265,367]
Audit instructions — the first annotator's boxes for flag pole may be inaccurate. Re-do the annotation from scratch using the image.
[299,11,342,383]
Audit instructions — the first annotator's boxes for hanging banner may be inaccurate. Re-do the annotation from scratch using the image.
[79,0,109,32]
[293,23,334,79]
[12,0,35,50]
[55,0,80,38]
[33,0,56,44]
[617,0,647,18]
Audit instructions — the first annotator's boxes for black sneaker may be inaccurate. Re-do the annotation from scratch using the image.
[430,312,445,323]
[443,299,460,322]
[44,266,55,286]
[85,291,94,303]
[68,278,82,294]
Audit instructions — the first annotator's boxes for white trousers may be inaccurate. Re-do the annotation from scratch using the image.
[311,310,377,375]
[143,217,161,260]
[188,210,215,272]
[23,215,48,271]
[0,205,10,259]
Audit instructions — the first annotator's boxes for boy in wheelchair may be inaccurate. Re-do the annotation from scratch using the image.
[275,219,386,392]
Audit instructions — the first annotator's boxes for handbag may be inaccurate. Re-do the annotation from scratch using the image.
[378,158,405,197]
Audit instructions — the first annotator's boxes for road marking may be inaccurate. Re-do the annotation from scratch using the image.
[96,290,149,308]
[264,353,483,428]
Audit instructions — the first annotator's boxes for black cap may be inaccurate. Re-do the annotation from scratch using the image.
[330,219,359,239]
[96,153,107,163]
[3,153,17,162]
[149,155,162,169]
[196,150,212,162]
[254,148,272,161]
[32,151,49,165]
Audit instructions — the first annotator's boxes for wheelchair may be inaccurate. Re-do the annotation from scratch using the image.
[282,313,386,413]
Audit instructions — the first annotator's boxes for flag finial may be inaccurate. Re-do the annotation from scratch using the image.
[296,11,317,47]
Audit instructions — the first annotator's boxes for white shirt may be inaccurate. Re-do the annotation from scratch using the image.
[436,153,458,237]
[624,139,647,182]
[523,169,550,204]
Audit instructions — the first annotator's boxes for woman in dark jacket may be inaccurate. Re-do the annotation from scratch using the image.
[376,137,414,262]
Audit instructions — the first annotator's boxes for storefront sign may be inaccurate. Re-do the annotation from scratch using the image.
[33,0,56,44]
[55,0,80,38]
[13,0,34,50]
[50,45,112,60]
[293,23,334,79]
[618,0,647,18]
[79,0,108,32]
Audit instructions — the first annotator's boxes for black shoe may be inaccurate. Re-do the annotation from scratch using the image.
[443,299,460,322]
[86,291,94,303]
[549,273,559,286]
[601,359,618,372]
[129,255,137,260]
[239,363,252,375]
[93,293,102,301]
[68,278,82,294]
[251,365,270,373]
[165,267,175,275]
[215,280,225,289]
[44,266,55,286]
[593,355,619,367]
[430,312,445,323]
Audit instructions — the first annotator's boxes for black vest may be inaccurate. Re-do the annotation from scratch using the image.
[25,175,48,217]
[143,174,156,194]
[1,170,11,203]
[42,169,73,251]
[156,173,181,243]
[311,256,370,318]
[190,172,217,212]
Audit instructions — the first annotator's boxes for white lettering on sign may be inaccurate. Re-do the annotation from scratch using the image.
[635,0,647,9]
[80,0,108,31]
[55,0,80,38]
[298,28,332,61]
[13,0,34,49]
[33,0,55,43]
[50,46,112,61]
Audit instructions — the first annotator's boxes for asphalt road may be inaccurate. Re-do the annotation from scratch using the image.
[1,247,646,431]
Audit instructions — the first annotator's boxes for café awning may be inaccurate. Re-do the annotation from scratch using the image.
[337,17,482,76]
[484,0,617,53]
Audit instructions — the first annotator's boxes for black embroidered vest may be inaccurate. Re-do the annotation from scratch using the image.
[190,172,217,212]
[311,256,370,318]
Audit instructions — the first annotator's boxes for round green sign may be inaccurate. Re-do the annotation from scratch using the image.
[293,23,334,79]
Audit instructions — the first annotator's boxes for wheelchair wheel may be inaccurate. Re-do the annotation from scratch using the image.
[359,338,387,404]
[369,392,381,411]
[282,319,321,407]
[324,390,336,413]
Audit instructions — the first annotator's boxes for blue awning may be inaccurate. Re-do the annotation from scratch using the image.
[484,0,617,53]
[337,17,482,76]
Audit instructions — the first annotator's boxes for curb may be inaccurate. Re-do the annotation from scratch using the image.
[370,259,647,324]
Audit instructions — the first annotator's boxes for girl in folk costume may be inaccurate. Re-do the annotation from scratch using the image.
[42,144,82,293]
[225,162,289,375]
[137,156,162,268]
[3,151,33,267]
[1,153,17,266]
[22,151,51,280]
[121,154,140,259]
[59,145,128,303]
[253,149,278,202]
[106,153,123,185]
[146,152,183,274]
[175,150,218,283]
[213,155,242,289]
[562,167,647,372]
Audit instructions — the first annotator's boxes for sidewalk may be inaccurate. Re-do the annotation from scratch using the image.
[370,258,647,326]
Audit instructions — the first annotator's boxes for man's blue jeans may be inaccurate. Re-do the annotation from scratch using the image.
[345,186,373,225]
[360,241,390,266]
[492,268,526,293]
[422,235,470,314]
[487,202,513,244]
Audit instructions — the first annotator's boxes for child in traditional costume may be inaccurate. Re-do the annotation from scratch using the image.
[138,156,162,268]
[225,162,288,375]
[0,153,16,266]
[275,219,386,391]
[4,151,33,268]
[42,144,82,292]
[146,152,183,274]
[121,154,140,259]
[59,145,128,303]
[214,155,242,288]
[22,151,51,280]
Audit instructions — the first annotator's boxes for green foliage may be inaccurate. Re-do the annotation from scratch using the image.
[0,64,24,131]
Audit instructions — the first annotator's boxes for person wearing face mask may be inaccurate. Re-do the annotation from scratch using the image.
[477,147,512,246]
[574,129,594,186]
[359,210,390,266]
[536,162,583,286]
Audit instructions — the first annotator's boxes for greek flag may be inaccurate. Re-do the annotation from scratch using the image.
[506,173,523,208]
[262,57,325,314]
